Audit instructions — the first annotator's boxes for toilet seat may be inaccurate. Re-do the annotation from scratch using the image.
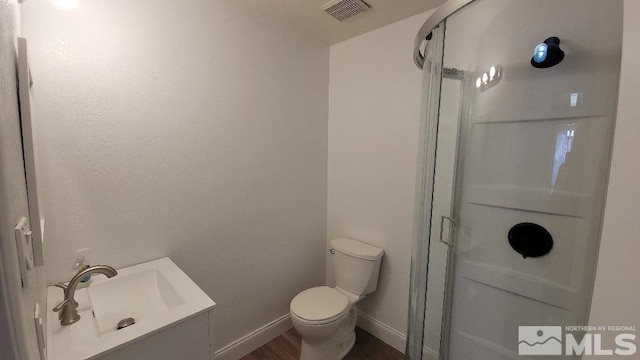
[290,286,350,325]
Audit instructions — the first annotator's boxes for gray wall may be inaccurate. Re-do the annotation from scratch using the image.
[327,11,433,351]
[21,0,329,352]
[588,0,640,334]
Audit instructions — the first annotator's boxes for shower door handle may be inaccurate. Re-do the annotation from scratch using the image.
[439,216,456,247]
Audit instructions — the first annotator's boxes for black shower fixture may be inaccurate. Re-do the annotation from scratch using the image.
[531,37,565,68]
[508,223,553,258]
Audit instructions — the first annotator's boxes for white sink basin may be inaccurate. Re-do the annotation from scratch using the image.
[47,258,215,360]
[88,267,186,334]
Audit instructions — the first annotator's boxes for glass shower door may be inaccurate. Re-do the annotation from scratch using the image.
[406,24,445,360]
[410,1,624,359]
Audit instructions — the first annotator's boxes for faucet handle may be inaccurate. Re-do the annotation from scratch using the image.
[52,299,73,313]
[53,299,78,322]
[54,282,68,291]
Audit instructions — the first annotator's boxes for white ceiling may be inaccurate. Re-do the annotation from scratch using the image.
[232,0,446,45]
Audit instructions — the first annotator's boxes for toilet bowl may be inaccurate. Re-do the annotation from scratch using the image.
[290,238,384,360]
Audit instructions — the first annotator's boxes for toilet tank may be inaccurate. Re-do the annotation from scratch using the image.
[331,238,384,296]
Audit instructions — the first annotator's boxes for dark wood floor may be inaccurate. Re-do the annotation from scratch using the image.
[240,327,404,360]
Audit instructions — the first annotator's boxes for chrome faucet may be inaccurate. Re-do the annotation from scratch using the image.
[53,265,118,326]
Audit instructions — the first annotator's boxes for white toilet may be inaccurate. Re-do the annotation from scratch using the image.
[290,237,384,360]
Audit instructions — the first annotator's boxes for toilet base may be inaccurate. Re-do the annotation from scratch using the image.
[336,331,356,360]
[299,330,355,360]
[298,308,358,360]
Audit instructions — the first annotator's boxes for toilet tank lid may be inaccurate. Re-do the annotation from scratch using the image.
[330,238,384,261]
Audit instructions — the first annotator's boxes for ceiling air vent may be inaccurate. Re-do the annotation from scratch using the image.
[321,0,371,22]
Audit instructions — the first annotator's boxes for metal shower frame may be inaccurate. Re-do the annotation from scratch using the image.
[413,0,476,69]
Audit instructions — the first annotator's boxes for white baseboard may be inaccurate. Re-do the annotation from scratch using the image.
[356,312,407,354]
[211,311,433,360]
[212,314,292,360]
[356,312,440,359]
